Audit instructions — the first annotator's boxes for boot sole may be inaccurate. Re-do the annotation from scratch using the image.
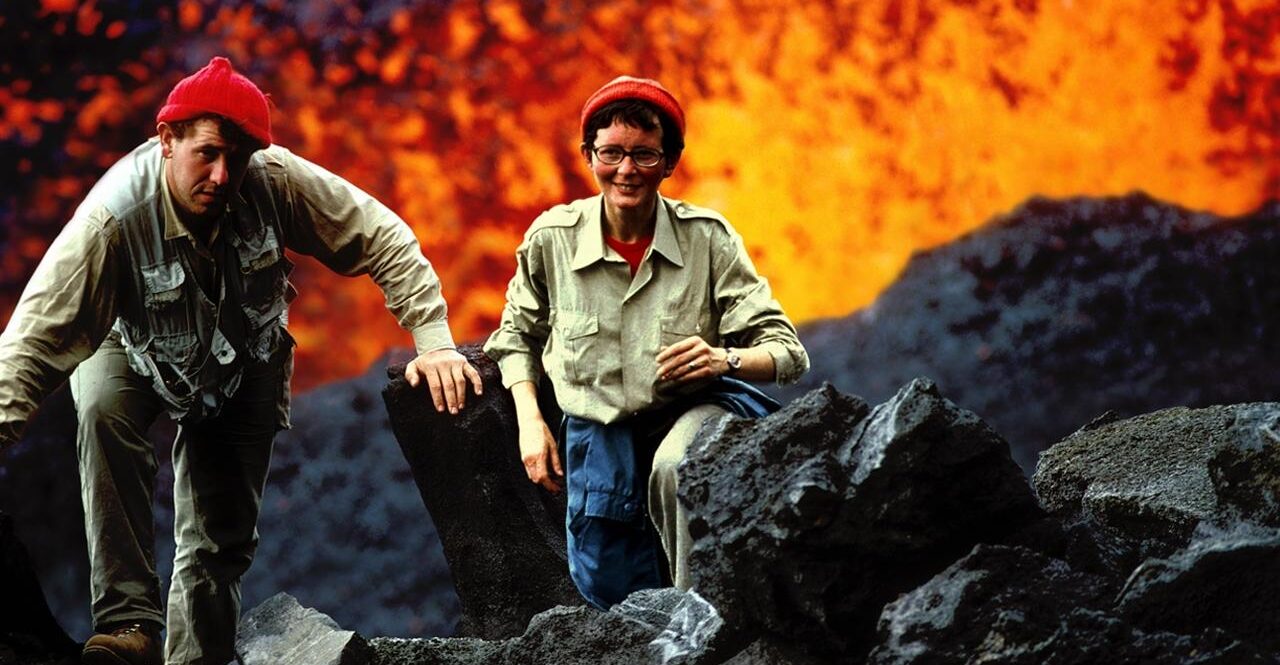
[82,644,154,665]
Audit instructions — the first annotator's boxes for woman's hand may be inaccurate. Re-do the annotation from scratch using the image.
[657,336,729,384]
[519,417,563,493]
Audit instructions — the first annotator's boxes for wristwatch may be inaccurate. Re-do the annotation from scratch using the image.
[725,348,742,375]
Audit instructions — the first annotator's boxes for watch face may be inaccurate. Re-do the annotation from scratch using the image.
[728,353,742,371]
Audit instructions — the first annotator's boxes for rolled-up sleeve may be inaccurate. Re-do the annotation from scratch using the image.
[483,233,551,388]
[0,207,121,449]
[712,227,810,386]
[269,147,455,354]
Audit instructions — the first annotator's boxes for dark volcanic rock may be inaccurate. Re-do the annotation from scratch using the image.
[965,607,1269,664]
[1032,403,1280,576]
[774,194,1280,473]
[869,544,1112,664]
[681,379,1043,660]
[369,589,701,665]
[236,592,371,665]
[382,343,582,640]
[0,511,78,665]
[1117,525,1280,654]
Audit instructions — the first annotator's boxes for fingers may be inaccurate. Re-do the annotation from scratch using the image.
[548,437,564,478]
[523,453,564,493]
[655,336,698,364]
[404,362,421,388]
[425,366,446,413]
[463,362,484,396]
[443,363,463,413]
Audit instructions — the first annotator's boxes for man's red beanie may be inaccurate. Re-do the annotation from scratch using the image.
[156,56,272,147]
[580,75,685,140]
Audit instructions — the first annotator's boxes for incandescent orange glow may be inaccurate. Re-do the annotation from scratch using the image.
[3,0,1278,391]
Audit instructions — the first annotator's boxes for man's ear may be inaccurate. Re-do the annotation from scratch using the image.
[157,122,174,157]
[580,143,593,166]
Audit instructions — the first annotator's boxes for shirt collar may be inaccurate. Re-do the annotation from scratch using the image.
[570,194,684,271]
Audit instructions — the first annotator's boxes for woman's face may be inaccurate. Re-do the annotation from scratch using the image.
[586,119,672,222]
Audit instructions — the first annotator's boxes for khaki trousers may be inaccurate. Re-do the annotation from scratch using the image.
[647,403,727,591]
[70,334,285,664]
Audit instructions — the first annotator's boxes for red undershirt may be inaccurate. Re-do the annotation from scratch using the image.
[605,234,653,276]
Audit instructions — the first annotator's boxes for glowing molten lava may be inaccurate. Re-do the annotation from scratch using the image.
[3,0,1277,390]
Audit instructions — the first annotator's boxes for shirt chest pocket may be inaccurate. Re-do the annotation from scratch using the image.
[659,314,704,348]
[550,309,600,386]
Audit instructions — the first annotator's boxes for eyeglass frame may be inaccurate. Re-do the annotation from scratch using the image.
[588,144,666,168]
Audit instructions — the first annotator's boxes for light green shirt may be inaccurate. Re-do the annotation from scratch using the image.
[0,140,455,448]
[484,194,809,424]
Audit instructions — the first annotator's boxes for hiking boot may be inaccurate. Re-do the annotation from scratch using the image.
[82,622,163,665]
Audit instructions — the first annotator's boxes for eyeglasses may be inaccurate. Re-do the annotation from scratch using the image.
[591,145,665,168]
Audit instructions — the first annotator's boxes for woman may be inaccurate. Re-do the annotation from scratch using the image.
[484,75,809,609]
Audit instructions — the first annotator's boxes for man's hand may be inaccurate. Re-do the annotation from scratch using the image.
[404,348,483,414]
[520,418,563,493]
[657,335,728,384]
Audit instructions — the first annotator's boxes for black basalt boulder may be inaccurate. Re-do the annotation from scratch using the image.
[679,378,1043,661]
[381,343,582,640]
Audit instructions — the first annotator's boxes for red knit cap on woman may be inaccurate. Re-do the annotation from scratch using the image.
[156,56,272,147]
[580,76,685,140]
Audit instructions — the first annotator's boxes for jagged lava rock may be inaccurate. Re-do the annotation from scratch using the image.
[680,379,1043,660]
[236,592,371,665]
[1033,403,1280,576]
[869,544,1112,664]
[775,195,1280,473]
[382,343,581,640]
[1117,524,1280,654]
[0,511,78,665]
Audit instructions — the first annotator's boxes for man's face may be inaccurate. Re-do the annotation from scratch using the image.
[158,117,255,226]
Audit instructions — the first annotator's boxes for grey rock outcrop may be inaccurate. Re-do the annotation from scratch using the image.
[382,344,582,640]
[236,592,371,665]
[680,378,1044,661]
[1033,403,1280,576]
[1117,524,1280,654]
[775,195,1280,473]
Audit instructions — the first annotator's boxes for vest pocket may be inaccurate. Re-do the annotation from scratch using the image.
[141,260,186,308]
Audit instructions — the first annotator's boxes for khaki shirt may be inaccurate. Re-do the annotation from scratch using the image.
[484,194,809,424]
[0,140,454,448]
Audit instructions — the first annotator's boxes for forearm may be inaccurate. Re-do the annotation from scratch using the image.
[723,344,777,382]
[510,380,546,427]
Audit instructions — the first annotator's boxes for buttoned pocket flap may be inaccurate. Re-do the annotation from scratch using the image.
[150,332,197,364]
[554,310,599,340]
[142,261,185,307]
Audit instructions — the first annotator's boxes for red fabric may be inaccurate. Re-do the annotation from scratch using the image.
[605,234,653,276]
[581,76,685,140]
[156,56,272,147]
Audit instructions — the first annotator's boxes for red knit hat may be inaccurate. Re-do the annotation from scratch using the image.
[580,75,685,140]
[156,56,272,147]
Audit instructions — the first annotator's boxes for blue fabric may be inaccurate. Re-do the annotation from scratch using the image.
[562,377,779,608]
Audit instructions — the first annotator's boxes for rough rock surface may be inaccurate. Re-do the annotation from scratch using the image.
[680,379,1043,660]
[0,511,78,665]
[774,195,1280,472]
[1033,403,1280,575]
[368,588,700,665]
[382,344,581,640]
[236,592,371,665]
[869,544,1112,663]
[1117,525,1280,654]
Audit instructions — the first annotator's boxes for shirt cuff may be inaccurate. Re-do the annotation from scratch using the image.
[497,353,541,389]
[758,340,805,386]
[410,320,456,355]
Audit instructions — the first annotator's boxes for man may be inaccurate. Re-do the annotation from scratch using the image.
[0,56,480,664]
